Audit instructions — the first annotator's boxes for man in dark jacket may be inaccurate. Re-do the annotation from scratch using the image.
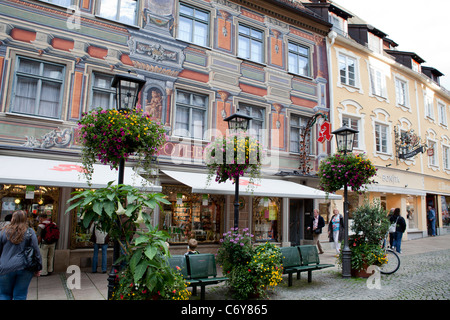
[307,209,325,254]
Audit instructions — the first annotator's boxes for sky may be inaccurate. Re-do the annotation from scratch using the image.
[332,0,450,91]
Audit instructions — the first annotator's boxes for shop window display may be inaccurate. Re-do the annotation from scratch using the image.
[253,197,281,242]
[160,186,223,244]
[0,184,58,231]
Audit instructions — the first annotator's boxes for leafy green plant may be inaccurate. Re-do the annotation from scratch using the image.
[338,201,390,272]
[216,228,254,274]
[66,183,169,253]
[112,224,191,300]
[66,184,191,300]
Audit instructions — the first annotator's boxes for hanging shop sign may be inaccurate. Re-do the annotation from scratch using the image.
[394,128,427,161]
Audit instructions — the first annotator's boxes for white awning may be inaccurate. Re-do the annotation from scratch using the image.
[162,170,341,200]
[0,155,161,192]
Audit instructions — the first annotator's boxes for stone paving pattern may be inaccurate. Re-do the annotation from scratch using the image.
[27,234,450,300]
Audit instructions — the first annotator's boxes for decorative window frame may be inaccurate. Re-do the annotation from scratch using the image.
[393,72,411,112]
[337,99,366,152]
[286,110,316,155]
[234,17,266,65]
[286,38,313,79]
[367,59,389,102]
[425,128,439,171]
[175,1,212,49]
[370,108,394,160]
[171,83,215,142]
[437,98,448,128]
[441,135,450,174]
[335,47,362,94]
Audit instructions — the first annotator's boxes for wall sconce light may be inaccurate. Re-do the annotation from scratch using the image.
[406,168,410,171]
[386,164,392,167]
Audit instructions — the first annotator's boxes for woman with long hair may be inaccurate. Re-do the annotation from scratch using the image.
[0,210,42,300]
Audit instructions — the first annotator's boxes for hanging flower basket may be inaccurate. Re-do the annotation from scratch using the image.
[77,107,167,182]
[205,133,264,186]
[318,152,377,194]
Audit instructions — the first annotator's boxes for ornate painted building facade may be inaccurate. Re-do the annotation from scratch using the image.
[0,0,336,270]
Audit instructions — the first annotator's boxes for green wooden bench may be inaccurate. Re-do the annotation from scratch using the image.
[297,245,334,272]
[186,253,228,300]
[167,255,200,295]
[280,247,317,286]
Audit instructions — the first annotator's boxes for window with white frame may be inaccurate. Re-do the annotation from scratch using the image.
[395,78,409,108]
[289,114,311,154]
[339,54,356,87]
[174,90,208,140]
[342,116,360,149]
[98,0,137,25]
[443,145,450,170]
[368,33,382,54]
[11,57,65,119]
[428,140,437,166]
[239,104,265,144]
[438,101,447,126]
[424,93,434,119]
[238,24,264,64]
[369,65,386,98]
[329,12,347,35]
[90,72,116,110]
[375,123,389,153]
[288,42,310,77]
[178,3,210,47]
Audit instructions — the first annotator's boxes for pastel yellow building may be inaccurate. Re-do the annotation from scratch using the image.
[304,0,450,239]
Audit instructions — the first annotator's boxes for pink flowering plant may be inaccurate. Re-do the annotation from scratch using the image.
[77,107,166,182]
[318,152,377,194]
[205,133,263,188]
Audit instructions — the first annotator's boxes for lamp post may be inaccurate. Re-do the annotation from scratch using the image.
[224,111,253,229]
[107,71,145,300]
[331,126,358,278]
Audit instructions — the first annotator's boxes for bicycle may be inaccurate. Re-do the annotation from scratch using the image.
[379,233,400,275]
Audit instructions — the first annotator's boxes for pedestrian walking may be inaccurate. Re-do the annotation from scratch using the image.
[37,213,59,276]
[307,209,325,254]
[391,208,406,254]
[0,210,42,300]
[328,209,344,256]
[90,222,109,273]
[388,208,395,248]
[427,206,436,236]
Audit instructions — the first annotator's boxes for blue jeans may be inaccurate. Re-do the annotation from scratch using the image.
[0,269,34,300]
[393,231,403,253]
[92,243,108,273]
[430,219,436,236]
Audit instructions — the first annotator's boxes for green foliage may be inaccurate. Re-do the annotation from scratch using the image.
[216,228,254,274]
[351,201,390,244]
[66,184,191,300]
[339,201,390,272]
[112,225,190,300]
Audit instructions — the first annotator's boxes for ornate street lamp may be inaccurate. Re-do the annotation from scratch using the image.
[331,125,358,278]
[107,71,145,299]
[224,111,253,229]
[112,72,146,114]
[224,111,253,132]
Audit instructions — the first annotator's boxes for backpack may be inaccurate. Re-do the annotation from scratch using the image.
[42,222,60,244]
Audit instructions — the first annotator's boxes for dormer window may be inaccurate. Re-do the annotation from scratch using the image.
[368,33,382,54]
[329,12,347,35]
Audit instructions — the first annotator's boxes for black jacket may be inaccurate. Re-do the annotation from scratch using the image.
[390,215,406,233]
[309,215,325,234]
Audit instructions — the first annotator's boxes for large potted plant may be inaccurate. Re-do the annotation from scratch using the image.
[338,201,390,277]
[77,107,166,182]
[216,228,283,299]
[205,133,264,187]
[317,152,377,194]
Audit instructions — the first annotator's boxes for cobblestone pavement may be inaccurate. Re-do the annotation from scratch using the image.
[206,245,450,300]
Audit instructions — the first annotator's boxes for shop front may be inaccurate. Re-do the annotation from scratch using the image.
[159,169,341,253]
[0,155,159,271]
